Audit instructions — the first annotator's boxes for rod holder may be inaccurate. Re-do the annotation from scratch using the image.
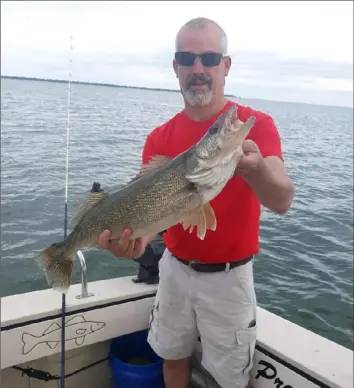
[75,250,94,299]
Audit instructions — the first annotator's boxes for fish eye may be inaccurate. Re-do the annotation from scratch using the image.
[209,121,219,134]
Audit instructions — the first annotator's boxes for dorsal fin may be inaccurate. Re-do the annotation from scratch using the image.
[130,155,172,183]
[66,315,85,326]
[140,155,172,174]
[70,190,106,230]
[43,322,61,335]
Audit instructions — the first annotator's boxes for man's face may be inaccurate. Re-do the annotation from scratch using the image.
[173,23,231,107]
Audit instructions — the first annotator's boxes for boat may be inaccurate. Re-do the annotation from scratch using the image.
[1,251,353,388]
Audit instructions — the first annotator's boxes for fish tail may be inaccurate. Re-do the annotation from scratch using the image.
[22,332,38,355]
[38,241,75,294]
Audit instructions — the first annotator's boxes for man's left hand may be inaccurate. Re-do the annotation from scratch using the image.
[234,140,263,177]
[234,139,294,214]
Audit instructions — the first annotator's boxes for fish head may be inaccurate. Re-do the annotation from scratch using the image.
[90,322,106,332]
[194,104,256,168]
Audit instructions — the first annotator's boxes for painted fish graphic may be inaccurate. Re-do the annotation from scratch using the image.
[22,315,106,355]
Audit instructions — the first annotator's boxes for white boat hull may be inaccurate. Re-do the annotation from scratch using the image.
[1,276,353,388]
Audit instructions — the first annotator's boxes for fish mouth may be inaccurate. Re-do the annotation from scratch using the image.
[218,105,239,135]
[223,114,256,153]
[207,105,237,135]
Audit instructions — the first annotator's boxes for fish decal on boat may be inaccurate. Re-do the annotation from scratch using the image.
[21,315,106,355]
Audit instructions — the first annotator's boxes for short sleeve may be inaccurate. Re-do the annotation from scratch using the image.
[253,116,284,161]
[142,132,159,165]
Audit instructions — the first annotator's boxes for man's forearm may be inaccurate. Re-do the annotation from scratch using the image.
[244,157,294,214]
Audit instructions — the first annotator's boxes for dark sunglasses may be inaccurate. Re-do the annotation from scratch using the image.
[175,51,224,67]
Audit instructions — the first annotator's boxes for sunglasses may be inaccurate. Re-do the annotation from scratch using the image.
[175,51,224,67]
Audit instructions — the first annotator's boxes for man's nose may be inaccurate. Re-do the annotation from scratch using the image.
[191,57,205,73]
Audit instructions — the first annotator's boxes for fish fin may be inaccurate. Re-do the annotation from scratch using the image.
[180,204,216,240]
[76,328,87,335]
[37,241,74,293]
[66,315,85,325]
[22,332,39,355]
[138,155,172,177]
[46,341,59,350]
[203,203,217,231]
[189,207,206,240]
[43,322,61,335]
[70,191,106,230]
[75,336,86,346]
[126,155,172,184]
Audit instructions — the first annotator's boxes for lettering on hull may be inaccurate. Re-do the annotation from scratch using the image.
[250,350,328,388]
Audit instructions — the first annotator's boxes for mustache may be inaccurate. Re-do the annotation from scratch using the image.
[187,74,212,89]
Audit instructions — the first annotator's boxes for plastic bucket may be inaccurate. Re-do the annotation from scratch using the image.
[109,329,164,388]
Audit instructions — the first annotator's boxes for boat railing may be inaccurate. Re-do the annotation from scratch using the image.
[75,250,94,299]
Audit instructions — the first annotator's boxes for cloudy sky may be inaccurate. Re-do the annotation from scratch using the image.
[1,1,353,107]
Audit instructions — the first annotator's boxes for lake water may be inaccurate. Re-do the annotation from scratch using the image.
[1,77,353,350]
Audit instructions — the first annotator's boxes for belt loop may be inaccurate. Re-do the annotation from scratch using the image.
[225,263,230,272]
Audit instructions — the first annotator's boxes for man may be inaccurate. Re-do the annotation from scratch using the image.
[99,17,294,388]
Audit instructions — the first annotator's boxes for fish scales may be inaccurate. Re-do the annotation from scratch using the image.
[37,105,256,293]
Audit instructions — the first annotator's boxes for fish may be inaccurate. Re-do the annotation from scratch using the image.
[38,104,256,293]
[21,315,105,355]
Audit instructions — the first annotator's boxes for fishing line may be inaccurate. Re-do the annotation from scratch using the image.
[60,34,73,388]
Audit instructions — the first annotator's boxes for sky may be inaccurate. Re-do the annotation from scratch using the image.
[1,1,353,107]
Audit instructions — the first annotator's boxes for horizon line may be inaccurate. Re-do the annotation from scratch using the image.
[1,74,238,97]
[1,75,352,109]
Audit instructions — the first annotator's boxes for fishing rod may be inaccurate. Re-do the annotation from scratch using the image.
[60,34,73,388]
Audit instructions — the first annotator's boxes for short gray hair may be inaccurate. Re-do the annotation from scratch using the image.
[175,17,228,54]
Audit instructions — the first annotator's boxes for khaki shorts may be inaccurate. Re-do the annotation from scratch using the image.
[147,249,257,388]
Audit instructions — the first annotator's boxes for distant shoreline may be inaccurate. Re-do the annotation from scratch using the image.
[0,75,238,98]
[1,75,351,109]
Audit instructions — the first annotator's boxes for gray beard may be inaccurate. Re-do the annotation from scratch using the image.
[184,89,213,106]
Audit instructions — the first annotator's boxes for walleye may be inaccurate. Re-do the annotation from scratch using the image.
[38,104,255,293]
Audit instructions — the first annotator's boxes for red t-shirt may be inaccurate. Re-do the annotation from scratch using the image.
[142,100,283,263]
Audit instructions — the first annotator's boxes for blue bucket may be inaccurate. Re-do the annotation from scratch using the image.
[109,329,164,388]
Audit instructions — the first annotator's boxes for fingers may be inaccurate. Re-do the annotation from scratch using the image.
[117,229,133,252]
[98,229,112,249]
[131,237,145,258]
[98,228,145,259]
[122,238,136,258]
[242,139,258,154]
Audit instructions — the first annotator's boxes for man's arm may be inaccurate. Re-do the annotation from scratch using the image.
[235,115,294,214]
[243,155,294,214]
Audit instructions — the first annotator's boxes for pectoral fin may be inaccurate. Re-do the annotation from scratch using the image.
[180,203,217,240]
[75,336,86,346]
[203,203,217,231]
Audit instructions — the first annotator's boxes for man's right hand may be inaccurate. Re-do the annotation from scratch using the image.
[98,229,148,259]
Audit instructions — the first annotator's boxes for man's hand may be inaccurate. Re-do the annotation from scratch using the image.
[235,140,294,214]
[98,229,149,259]
[234,140,262,177]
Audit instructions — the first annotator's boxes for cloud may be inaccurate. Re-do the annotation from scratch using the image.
[1,1,353,107]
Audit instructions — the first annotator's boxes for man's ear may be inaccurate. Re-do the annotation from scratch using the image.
[224,56,231,77]
[173,59,178,77]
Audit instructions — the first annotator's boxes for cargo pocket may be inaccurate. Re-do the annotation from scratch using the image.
[235,322,257,376]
